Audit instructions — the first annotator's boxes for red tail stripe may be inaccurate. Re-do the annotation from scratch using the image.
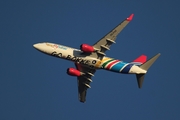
[106,60,120,69]
[133,55,147,64]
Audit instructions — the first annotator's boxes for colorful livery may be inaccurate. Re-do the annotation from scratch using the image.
[33,14,160,103]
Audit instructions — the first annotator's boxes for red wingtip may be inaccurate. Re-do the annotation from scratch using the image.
[126,14,134,21]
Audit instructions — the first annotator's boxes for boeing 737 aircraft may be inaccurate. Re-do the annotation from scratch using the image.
[33,14,160,103]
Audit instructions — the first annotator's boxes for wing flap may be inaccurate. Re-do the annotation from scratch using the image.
[75,63,96,103]
[78,76,88,102]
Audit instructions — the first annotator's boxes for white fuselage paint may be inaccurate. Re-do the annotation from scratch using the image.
[34,42,101,69]
[33,42,147,74]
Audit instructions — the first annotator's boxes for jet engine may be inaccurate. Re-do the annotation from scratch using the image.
[80,44,95,53]
[67,68,82,77]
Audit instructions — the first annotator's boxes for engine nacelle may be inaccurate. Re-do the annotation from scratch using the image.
[67,68,82,77]
[80,44,95,53]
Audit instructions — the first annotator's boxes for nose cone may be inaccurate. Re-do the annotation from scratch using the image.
[33,44,40,49]
[33,43,47,52]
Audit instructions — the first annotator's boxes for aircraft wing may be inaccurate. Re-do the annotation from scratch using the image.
[92,14,134,59]
[75,63,96,103]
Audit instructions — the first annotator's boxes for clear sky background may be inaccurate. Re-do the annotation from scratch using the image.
[0,0,180,120]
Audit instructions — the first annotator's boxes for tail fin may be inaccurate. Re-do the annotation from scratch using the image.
[136,53,161,88]
[133,55,147,63]
[132,55,147,65]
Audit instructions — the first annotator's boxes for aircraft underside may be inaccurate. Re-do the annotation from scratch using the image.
[33,13,160,103]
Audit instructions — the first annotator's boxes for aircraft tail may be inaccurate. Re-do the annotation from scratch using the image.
[136,53,161,88]
[133,55,147,64]
[136,74,145,88]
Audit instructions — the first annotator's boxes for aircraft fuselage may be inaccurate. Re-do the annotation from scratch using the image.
[33,42,147,74]
[33,13,161,103]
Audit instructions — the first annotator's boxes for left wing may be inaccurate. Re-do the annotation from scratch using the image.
[75,63,96,103]
[92,14,134,59]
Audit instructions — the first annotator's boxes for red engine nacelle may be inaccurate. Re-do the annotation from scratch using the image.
[80,44,95,53]
[67,68,81,77]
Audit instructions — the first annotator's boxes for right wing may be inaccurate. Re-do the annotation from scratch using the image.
[92,14,134,59]
[75,63,96,103]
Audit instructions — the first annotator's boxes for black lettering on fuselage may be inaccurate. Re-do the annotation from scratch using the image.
[66,55,72,60]
[51,51,63,58]
[57,53,62,57]
[75,58,82,63]
[71,56,77,61]
[51,52,92,66]
[51,51,57,56]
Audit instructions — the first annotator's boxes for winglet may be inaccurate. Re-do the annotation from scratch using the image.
[126,14,134,21]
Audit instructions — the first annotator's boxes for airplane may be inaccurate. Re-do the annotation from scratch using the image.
[33,14,160,103]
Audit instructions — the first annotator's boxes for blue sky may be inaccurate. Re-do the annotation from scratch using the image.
[0,0,180,120]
